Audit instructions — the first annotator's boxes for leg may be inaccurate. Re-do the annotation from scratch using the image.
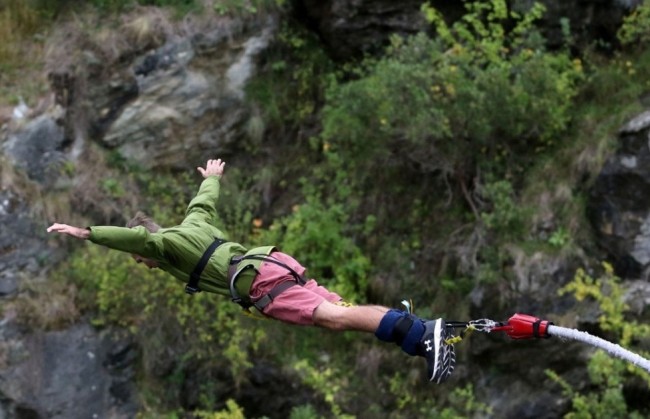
[312,300,389,332]
[250,253,455,383]
[314,302,456,384]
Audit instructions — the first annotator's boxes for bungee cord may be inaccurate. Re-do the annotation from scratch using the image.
[547,325,650,373]
[446,313,650,374]
[400,301,650,373]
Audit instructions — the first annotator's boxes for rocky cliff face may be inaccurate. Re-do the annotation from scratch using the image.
[295,0,638,61]
[0,9,280,418]
[0,1,649,418]
[589,111,650,281]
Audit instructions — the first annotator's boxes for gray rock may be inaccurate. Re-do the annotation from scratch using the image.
[2,116,66,185]
[299,0,429,60]
[588,109,650,279]
[0,321,138,419]
[619,110,650,134]
[0,190,52,298]
[101,16,278,170]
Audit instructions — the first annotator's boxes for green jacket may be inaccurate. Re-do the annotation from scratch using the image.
[88,176,274,296]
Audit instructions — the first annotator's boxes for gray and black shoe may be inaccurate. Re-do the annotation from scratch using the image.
[420,318,456,383]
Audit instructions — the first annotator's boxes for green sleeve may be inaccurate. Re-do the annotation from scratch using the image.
[182,176,220,226]
[88,226,165,259]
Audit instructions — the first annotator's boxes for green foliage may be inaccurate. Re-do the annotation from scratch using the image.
[292,358,354,418]
[129,169,195,226]
[618,1,650,47]
[437,384,493,418]
[247,22,334,128]
[211,167,283,245]
[213,0,284,16]
[322,0,582,188]
[479,179,529,238]
[548,262,650,418]
[559,263,645,340]
[387,371,490,418]
[548,227,571,248]
[101,177,126,199]
[193,399,246,419]
[289,404,322,419]
[0,0,49,97]
[0,0,42,37]
[258,187,371,301]
[55,241,265,410]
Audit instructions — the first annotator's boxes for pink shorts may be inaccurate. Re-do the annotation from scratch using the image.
[248,252,342,325]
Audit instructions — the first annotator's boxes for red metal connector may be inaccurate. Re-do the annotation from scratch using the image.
[490,313,553,339]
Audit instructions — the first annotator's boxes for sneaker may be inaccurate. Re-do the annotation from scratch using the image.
[420,318,456,383]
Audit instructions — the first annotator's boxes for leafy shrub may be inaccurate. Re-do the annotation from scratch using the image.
[618,1,650,47]
[292,358,354,418]
[193,399,246,419]
[258,189,371,302]
[321,0,582,190]
[247,21,334,128]
[213,0,285,16]
[56,243,266,407]
[479,179,529,238]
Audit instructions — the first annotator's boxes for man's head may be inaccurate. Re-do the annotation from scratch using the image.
[127,211,161,269]
[126,211,161,232]
[131,254,159,269]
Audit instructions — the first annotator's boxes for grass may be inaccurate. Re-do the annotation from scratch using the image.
[0,0,51,108]
[11,277,81,331]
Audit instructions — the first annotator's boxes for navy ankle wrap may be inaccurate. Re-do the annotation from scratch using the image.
[375,309,425,356]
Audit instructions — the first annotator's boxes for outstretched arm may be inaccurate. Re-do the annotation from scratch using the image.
[47,223,90,240]
[182,158,226,226]
[48,222,163,258]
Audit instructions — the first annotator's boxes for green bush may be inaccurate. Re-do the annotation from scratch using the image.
[258,188,371,302]
[321,0,582,189]
[480,179,529,238]
[55,243,265,409]
[618,0,650,47]
[247,21,334,128]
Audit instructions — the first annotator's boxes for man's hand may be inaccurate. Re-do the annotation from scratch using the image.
[47,223,90,240]
[197,158,225,179]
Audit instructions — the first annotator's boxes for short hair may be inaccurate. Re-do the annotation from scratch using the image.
[126,211,161,233]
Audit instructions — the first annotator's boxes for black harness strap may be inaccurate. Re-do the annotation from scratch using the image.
[253,281,300,310]
[186,238,227,295]
[231,254,307,284]
[228,254,307,310]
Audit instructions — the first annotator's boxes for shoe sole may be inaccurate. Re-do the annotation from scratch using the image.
[433,319,442,382]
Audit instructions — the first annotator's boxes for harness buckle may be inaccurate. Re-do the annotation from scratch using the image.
[185,284,201,295]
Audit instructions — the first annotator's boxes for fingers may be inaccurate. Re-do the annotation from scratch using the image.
[47,223,72,236]
[207,158,224,169]
[197,158,226,178]
[47,223,89,239]
[47,223,67,233]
